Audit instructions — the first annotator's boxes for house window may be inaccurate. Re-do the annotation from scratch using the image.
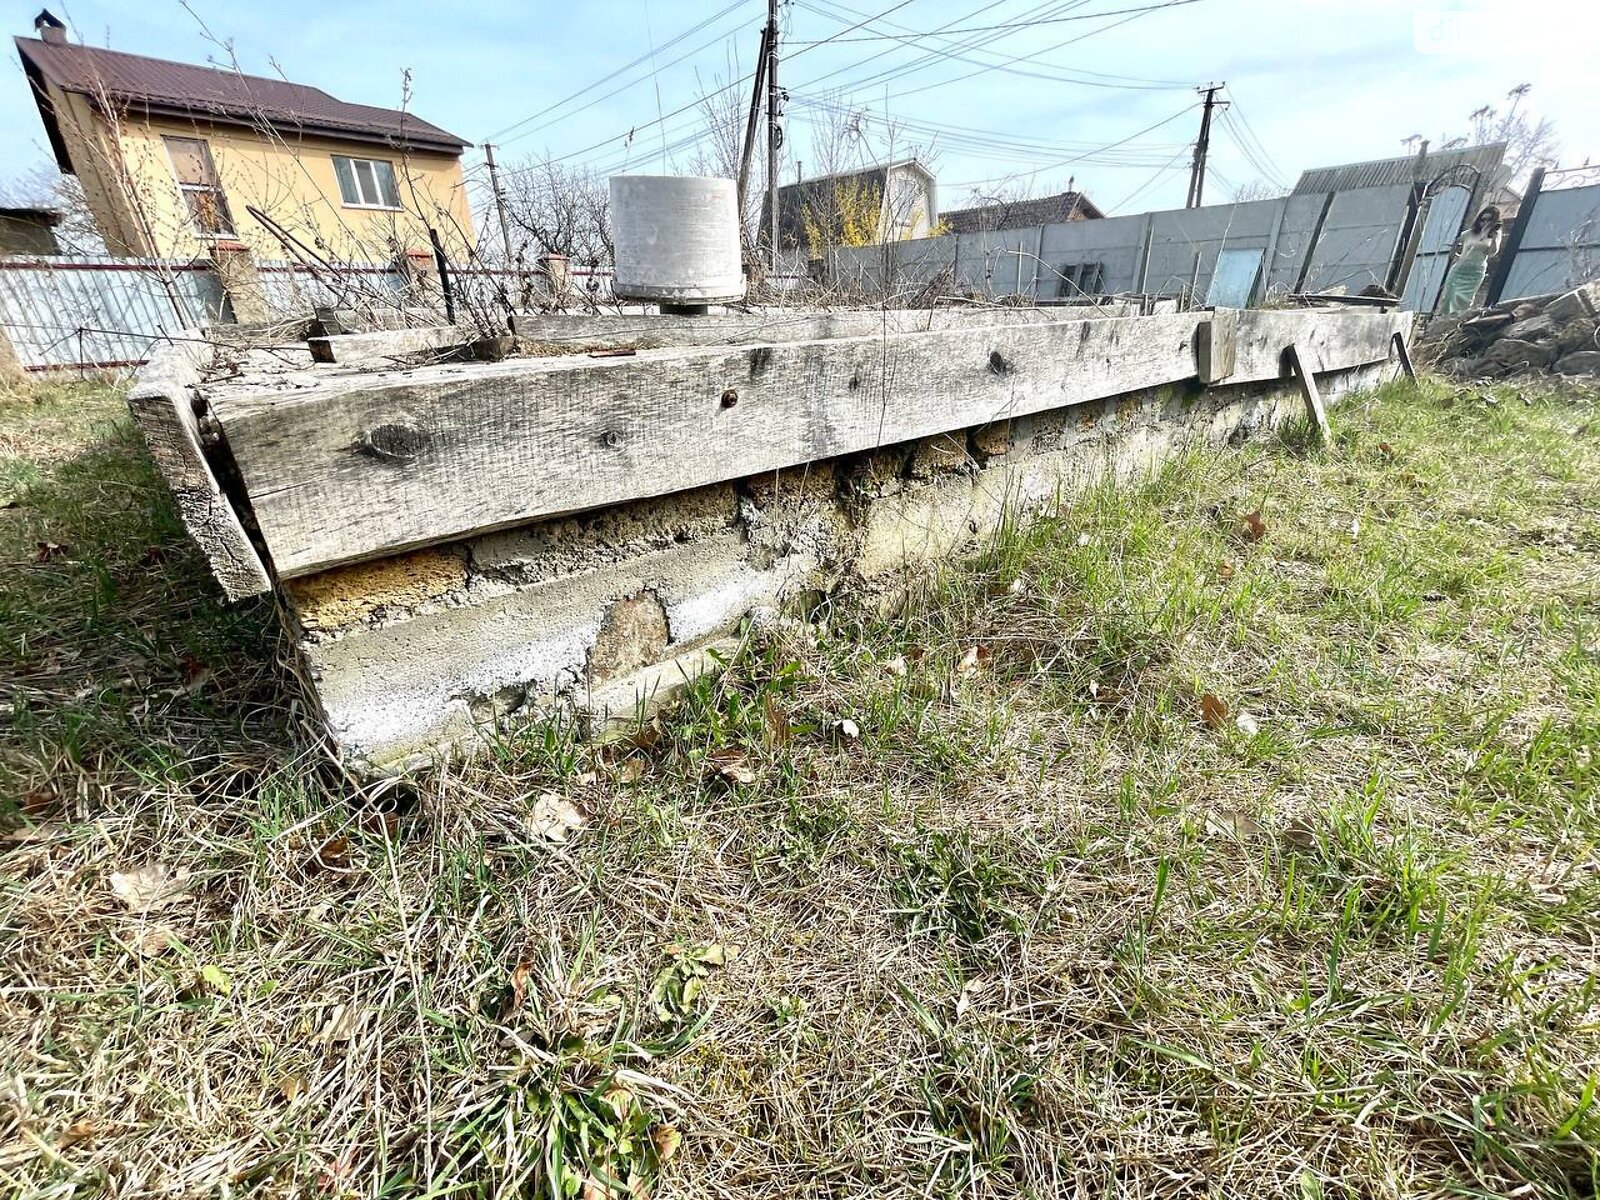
[164,136,235,238]
[332,156,402,209]
[1058,261,1105,296]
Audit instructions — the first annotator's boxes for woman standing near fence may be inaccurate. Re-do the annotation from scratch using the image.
[1439,206,1503,314]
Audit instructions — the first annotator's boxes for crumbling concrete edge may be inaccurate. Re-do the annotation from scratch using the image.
[286,358,1398,775]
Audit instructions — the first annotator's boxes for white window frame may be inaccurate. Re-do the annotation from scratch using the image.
[332,155,404,211]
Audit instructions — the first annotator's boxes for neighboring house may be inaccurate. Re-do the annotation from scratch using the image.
[15,11,475,262]
[0,205,62,254]
[941,188,1103,234]
[777,159,937,255]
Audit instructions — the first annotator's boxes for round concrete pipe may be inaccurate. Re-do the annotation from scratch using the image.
[610,175,745,306]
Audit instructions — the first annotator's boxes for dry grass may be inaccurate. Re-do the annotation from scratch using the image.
[2,373,1598,1199]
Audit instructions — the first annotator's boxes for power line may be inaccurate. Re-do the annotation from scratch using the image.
[799,0,1192,86]
[789,0,1210,44]
[942,100,1202,189]
[485,0,752,146]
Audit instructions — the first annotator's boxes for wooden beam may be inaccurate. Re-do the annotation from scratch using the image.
[127,341,272,600]
[1287,342,1332,443]
[1196,307,1237,384]
[209,308,1408,580]
[1392,329,1416,380]
[307,306,1139,365]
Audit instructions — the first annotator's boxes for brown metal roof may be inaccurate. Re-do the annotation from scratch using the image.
[941,190,1103,235]
[15,35,469,156]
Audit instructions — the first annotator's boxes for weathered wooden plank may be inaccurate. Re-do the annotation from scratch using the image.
[218,312,1210,578]
[1232,308,1411,379]
[1196,307,1238,384]
[1392,329,1416,379]
[214,307,1409,580]
[127,340,273,600]
[1287,343,1332,443]
[307,305,1142,366]
[308,325,459,365]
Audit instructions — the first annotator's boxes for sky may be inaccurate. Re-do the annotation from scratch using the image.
[2,0,1598,219]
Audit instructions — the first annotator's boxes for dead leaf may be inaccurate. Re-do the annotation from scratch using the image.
[764,695,791,747]
[57,1120,98,1149]
[312,836,351,869]
[179,656,212,694]
[34,541,69,562]
[356,808,400,840]
[21,785,57,816]
[1075,531,1091,547]
[1199,693,1230,728]
[507,961,533,1017]
[651,1124,682,1162]
[1217,560,1235,582]
[140,545,168,566]
[707,749,757,786]
[1240,510,1268,542]
[1006,576,1026,595]
[833,718,861,741]
[1281,818,1318,853]
[1207,809,1264,840]
[278,1075,306,1103]
[121,923,174,958]
[108,864,189,914]
[527,793,585,842]
[955,977,989,1018]
[882,655,908,678]
[955,645,990,677]
[612,757,647,784]
[1235,710,1260,737]
[1377,442,1396,461]
[318,1003,363,1044]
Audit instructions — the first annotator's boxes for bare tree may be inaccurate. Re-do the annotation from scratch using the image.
[1451,83,1559,183]
[1230,179,1285,203]
[499,157,613,267]
[0,163,105,253]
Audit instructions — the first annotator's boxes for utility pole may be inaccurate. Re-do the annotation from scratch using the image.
[483,143,515,264]
[1186,83,1227,209]
[735,21,771,250]
[764,0,781,272]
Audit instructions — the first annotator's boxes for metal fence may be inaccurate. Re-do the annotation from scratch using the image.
[1498,170,1600,302]
[0,255,226,370]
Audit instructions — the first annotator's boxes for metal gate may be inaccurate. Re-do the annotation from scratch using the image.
[1401,185,1472,312]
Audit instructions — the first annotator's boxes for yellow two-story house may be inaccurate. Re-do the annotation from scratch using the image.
[15,11,475,264]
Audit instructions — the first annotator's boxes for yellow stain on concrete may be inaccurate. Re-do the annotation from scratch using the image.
[288,548,466,631]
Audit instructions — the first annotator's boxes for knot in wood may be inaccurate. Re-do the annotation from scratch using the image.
[361,423,428,465]
[601,429,623,449]
[987,350,1012,377]
[721,388,739,408]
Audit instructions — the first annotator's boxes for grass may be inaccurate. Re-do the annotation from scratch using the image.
[1,370,1598,1198]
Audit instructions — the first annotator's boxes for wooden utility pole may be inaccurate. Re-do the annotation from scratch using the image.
[483,143,515,264]
[1186,84,1227,209]
[735,21,771,250]
[764,0,781,271]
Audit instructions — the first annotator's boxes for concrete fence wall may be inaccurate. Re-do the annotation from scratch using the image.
[831,185,1415,306]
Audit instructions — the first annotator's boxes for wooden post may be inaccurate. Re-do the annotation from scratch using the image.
[428,226,456,326]
[1196,307,1238,384]
[1485,166,1544,307]
[1287,343,1331,443]
[1392,330,1416,379]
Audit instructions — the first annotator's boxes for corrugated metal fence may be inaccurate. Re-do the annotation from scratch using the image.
[0,256,227,370]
